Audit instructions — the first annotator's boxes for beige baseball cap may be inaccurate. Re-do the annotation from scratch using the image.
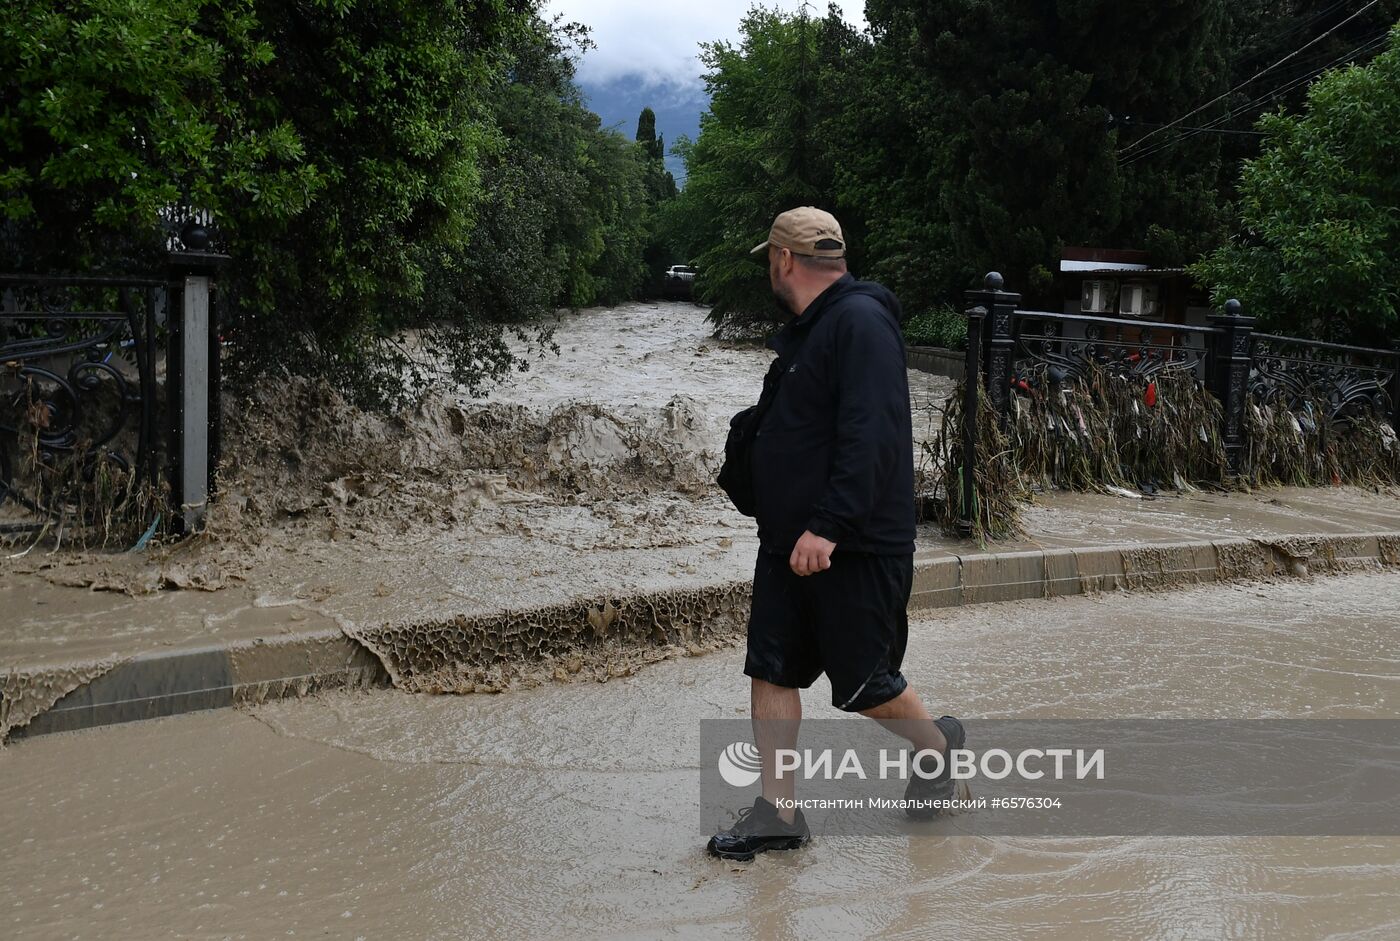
[750,206,846,257]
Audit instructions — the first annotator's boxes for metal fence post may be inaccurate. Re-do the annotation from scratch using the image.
[966,272,1019,427]
[1207,299,1254,477]
[167,247,229,534]
[959,307,985,538]
[1389,354,1400,430]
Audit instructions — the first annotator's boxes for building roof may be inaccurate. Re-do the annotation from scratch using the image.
[1066,266,1188,276]
[1061,259,1148,273]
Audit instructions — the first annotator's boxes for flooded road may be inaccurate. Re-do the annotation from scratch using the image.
[5,572,1400,939]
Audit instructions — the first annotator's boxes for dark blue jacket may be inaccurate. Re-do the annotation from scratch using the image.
[751,274,916,556]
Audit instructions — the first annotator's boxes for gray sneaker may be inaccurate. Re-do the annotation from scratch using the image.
[904,715,968,820]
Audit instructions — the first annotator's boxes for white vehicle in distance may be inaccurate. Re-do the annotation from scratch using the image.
[663,264,698,299]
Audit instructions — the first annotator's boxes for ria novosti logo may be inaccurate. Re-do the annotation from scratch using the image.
[717,742,763,787]
[716,741,1105,787]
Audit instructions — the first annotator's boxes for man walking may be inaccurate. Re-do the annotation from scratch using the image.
[707,207,965,861]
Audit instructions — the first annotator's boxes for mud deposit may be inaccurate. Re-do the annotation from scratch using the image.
[4,573,1400,939]
[1,302,954,710]
[348,579,752,693]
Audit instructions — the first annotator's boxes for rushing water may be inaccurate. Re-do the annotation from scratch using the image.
[478,300,956,454]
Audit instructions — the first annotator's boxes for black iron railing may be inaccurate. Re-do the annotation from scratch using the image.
[956,272,1400,536]
[0,275,166,536]
[1,252,226,540]
[1250,332,1398,425]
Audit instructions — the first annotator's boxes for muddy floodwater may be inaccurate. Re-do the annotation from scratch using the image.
[2,301,953,599]
[483,300,954,420]
[1,300,959,707]
[5,573,1400,939]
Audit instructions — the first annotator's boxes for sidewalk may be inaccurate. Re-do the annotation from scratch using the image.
[4,485,1400,739]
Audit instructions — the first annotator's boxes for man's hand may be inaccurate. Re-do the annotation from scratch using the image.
[789,530,836,576]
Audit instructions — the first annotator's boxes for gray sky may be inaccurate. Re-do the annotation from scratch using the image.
[545,0,867,88]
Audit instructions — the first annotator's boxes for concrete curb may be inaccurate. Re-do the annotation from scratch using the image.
[8,531,1399,740]
[910,533,1399,609]
[12,630,385,739]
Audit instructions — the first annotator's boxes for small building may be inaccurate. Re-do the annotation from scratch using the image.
[1057,247,1213,327]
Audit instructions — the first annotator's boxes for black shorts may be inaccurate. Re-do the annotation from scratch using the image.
[743,549,912,712]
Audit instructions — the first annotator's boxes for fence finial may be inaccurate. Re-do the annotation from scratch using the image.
[1224,298,1242,317]
[985,271,1004,291]
[179,219,210,252]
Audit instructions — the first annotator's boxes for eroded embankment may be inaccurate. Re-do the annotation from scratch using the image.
[4,374,738,596]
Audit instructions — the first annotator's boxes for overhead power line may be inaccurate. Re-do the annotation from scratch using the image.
[1117,0,1384,160]
[1115,119,1265,138]
[1117,27,1392,166]
[1119,32,1390,165]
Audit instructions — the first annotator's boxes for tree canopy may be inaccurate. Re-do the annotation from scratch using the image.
[666,1,1400,344]
[0,0,674,406]
[1192,25,1400,344]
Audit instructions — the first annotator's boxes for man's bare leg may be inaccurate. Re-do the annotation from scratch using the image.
[860,685,947,756]
[752,678,801,824]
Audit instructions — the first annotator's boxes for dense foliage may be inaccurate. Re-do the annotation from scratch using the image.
[0,0,672,406]
[667,2,1400,346]
[1192,26,1400,345]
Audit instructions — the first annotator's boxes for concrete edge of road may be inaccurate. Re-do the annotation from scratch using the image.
[7,530,1399,741]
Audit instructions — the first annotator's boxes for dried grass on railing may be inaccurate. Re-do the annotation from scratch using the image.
[922,383,1027,543]
[928,367,1229,540]
[1245,400,1400,488]
[1009,364,1228,493]
[3,390,165,553]
[930,365,1400,542]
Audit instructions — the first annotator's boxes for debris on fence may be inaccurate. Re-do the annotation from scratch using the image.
[922,382,1027,542]
[933,272,1400,542]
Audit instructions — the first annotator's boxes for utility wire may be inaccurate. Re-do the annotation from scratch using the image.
[1117,28,1392,166]
[1118,6,1385,163]
[1121,32,1388,165]
[1117,0,1384,159]
[1117,120,1265,137]
[1119,30,1390,165]
[1118,7,1387,164]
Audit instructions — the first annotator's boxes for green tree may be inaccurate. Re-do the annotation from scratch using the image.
[0,0,317,269]
[635,107,662,162]
[835,2,955,318]
[635,107,678,292]
[412,11,652,389]
[1192,25,1400,344]
[664,5,858,330]
[222,0,518,403]
[879,0,1230,297]
[1,1,661,406]
[670,1,1233,331]
[0,0,532,405]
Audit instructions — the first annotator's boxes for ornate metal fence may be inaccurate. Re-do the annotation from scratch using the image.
[955,272,1400,536]
[1250,333,1398,426]
[0,275,165,538]
[1,251,225,541]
